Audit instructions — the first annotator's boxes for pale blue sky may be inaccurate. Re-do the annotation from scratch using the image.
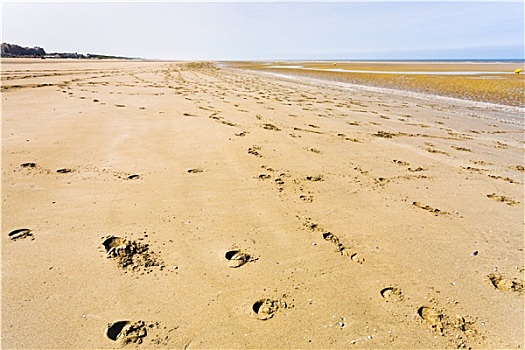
[2,2,524,60]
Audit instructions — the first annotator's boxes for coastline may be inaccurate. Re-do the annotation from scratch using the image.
[235,68,525,126]
[226,61,525,107]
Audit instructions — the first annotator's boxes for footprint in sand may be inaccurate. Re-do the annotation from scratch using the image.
[392,159,409,166]
[8,228,34,241]
[105,320,148,344]
[261,123,281,131]
[426,148,449,156]
[322,232,338,243]
[487,273,524,293]
[322,232,356,258]
[306,175,323,182]
[462,166,486,173]
[450,146,472,152]
[225,250,251,268]
[56,168,73,174]
[509,165,524,172]
[187,168,203,173]
[487,175,518,184]
[248,146,262,157]
[380,286,404,302]
[350,252,365,264]
[375,177,390,185]
[101,236,163,271]
[373,130,395,138]
[127,174,140,180]
[106,320,132,341]
[412,202,449,216]
[252,299,287,320]
[417,306,481,346]
[417,306,444,333]
[299,195,313,203]
[486,193,519,206]
[20,162,37,168]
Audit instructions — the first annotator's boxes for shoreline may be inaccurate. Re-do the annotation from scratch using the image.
[234,67,525,126]
[225,61,525,107]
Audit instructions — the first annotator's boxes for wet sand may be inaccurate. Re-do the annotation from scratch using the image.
[232,61,525,107]
[2,59,524,348]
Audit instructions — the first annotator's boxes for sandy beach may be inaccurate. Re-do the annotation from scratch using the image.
[2,59,524,349]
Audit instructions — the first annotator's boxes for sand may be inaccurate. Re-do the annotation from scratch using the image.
[1,58,524,349]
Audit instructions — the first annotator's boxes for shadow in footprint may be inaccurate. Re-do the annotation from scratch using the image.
[350,253,365,264]
[248,146,262,157]
[8,228,34,241]
[105,320,148,344]
[487,193,519,206]
[106,320,132,341]
[252,299,286,320]
[101,235,163,271]
[413,201,448,216]
[299,195,313,202]
[187,168,203,173]
[487,273,523,293]
[262,123,281,131]
[380,287,404,302]
[417,306,444,333]
[225,250,251,268]
[102,236,128,255]
[306,175,323,182]
[322,232,353,258]
[21,163,36,168]
[56,168,73,174]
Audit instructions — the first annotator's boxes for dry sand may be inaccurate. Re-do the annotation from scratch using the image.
[1,59,524,349]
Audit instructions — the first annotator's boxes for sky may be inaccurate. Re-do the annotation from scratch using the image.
[1,1,524,60]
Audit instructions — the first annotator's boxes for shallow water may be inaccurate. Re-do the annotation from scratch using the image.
[269,65,515,75]
[254,69,524,125]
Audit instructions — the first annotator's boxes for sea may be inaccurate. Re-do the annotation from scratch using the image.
[264,59,524,76]
[293,59,525,63]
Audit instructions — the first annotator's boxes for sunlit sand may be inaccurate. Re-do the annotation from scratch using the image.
[2,58,523,348]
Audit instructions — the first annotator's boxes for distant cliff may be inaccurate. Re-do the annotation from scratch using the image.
[1,43,46,57]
